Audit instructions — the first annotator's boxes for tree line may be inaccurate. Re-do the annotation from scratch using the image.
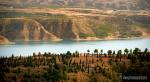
[0,48,149,82]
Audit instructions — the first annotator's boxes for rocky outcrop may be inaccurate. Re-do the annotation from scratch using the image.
[37,16,94,39]
[0,16,99,42]
[0,18,61,42]
[0,13,150,44]
[0,35,12,44]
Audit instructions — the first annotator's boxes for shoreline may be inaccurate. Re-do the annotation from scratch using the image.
[0,37,150,45]
[73,36,150,41]
[0,41,15,45]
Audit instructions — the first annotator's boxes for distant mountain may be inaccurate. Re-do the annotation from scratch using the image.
[0,0,150,10]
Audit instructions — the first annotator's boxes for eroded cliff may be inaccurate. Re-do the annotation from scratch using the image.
[0,9,150,44]
[0,18,61,44]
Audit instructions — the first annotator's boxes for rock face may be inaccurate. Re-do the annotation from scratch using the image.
[0,35,11,44]
[0,18,61,42]
[0,17,95,42]
[37,17,94,39]
[0,7,150,44]
[0,14,150,44]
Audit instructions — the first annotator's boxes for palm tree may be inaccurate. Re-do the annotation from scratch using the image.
[112,51,116,57]
[124,48,129,54]
[33,53,36,57]
[117,50,122,61]
[100,49,103,55]
[38,52,41,59]
[124,48,129,57]
[144,48,148,53]
[11,54,14,60]
[99,49,103,57]
[87,49,90,56]
[94,49,98,57]
[107,50,112,57]
[133,48,141,56]
[87,49,90,54]
[130,49,133,54]
[75,51,79,57]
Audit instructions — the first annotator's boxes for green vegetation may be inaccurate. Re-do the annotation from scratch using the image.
[0,11,68,20]
[119,30,142,38]
[118,24,143,38]
[0,48,149,82]
[95,23,116,38]
[79,33,96,38]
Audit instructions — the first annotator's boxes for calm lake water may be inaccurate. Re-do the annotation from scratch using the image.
[0,38,150,57]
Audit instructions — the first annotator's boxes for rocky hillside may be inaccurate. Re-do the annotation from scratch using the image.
[0,0,150,10]
[0,18,61,44]
[0,8,150,44]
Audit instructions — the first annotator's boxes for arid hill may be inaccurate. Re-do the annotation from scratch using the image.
[0,8,150,44]
[0,0,150,10]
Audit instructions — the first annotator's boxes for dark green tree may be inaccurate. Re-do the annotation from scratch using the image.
[124,48,129,55]
[117,50,122,61]
[144,48,148,53]
[133,48,141,55]
[107,50,112,57]
[94,49,98,57]
[100,49,103,55]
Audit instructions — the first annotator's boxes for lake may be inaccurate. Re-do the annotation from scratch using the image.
[0,38,150,57]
